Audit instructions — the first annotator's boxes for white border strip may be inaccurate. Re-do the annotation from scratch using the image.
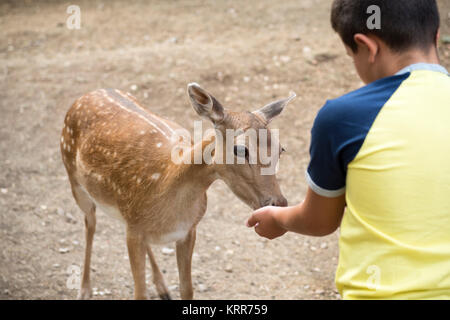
[305,171,345,198]
[100,89,171,139]
[114,89,176,135]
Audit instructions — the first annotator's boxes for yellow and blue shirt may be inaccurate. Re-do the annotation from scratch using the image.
[306,63,450,299]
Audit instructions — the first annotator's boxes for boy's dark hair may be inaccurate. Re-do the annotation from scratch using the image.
[331,0,440,52]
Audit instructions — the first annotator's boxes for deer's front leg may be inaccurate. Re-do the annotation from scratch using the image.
[176,228,196,300]
[126,229,147,300]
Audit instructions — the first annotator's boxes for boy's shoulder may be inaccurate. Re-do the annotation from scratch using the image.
[316,73,410,129]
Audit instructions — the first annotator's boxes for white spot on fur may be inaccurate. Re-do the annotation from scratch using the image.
[151,173,161,180]
[136,178,142,184]
[156,142,162,148]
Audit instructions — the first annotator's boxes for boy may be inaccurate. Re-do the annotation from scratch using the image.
[247,0,450,299]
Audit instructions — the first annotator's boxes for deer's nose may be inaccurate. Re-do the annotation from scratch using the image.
[271,196,288,207]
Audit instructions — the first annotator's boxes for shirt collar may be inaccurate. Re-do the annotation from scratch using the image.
[395,63,449,76]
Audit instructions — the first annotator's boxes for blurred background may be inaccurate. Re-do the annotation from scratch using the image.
[0,0,449,299]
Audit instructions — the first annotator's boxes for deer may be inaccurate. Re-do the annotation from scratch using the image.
[60,83,295,300]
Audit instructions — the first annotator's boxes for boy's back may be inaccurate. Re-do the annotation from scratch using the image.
[308,67,450,298]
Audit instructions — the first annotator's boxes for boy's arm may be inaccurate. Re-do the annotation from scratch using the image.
[246,187,346,239]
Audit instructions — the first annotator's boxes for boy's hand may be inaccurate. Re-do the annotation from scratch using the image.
[246,206,288,240]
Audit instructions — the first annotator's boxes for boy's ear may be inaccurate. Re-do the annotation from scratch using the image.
[354,33,379,63]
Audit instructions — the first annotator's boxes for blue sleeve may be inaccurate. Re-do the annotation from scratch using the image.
[306,101,348,197]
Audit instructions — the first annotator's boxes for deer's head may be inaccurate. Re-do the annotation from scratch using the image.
[187,83,295,210]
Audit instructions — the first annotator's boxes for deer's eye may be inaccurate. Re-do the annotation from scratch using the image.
[233,145,249,160]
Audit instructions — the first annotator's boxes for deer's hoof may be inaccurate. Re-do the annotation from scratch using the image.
[77,287,92,300]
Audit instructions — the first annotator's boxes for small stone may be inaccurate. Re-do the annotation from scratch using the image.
[313,267,321,272]
[56,207,64,215]
[198,284,207,292]
[59,247,70,254]
[303,284,310,290]
[40,205,47,210]
[0,188,8,194]
[52,263,60,268]
[104,289,111,295]
[215,246,221,251]
[320,242,328,249]
[167,37,177,44]
[161,247,174,255]
[315,289,325,295]
[228,8,237,16]
[65,212,77,224]
[76,76,86,83]
[130,84,138,91]
[310,246,317,251]
[224,264,233,273]
[243,76,250,83]
[168,285,178,291]
[280,55,291,63]
[303,46,312,55]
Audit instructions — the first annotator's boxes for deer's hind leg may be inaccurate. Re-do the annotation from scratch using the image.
[70,182,96,300]
[146,244,171,300]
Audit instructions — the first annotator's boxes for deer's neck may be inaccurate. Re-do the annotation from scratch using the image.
[166,132,219,195]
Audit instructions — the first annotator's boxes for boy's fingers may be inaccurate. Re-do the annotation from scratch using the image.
[247,208,266,227]
[246,213,259,227]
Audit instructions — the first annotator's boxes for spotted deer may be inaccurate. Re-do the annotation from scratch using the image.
[60,84,295,300]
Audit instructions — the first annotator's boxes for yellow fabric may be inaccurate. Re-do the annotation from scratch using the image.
[335,71,450,299]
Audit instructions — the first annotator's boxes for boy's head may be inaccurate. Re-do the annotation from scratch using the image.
[331,0,441,83]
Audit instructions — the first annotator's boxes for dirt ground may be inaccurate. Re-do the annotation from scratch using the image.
[1,0,449,300]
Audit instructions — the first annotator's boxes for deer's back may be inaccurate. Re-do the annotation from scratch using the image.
[61,89,189,226]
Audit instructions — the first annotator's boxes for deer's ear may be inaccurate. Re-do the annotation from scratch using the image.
[253,92,296,125]
[188,83,224,123]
